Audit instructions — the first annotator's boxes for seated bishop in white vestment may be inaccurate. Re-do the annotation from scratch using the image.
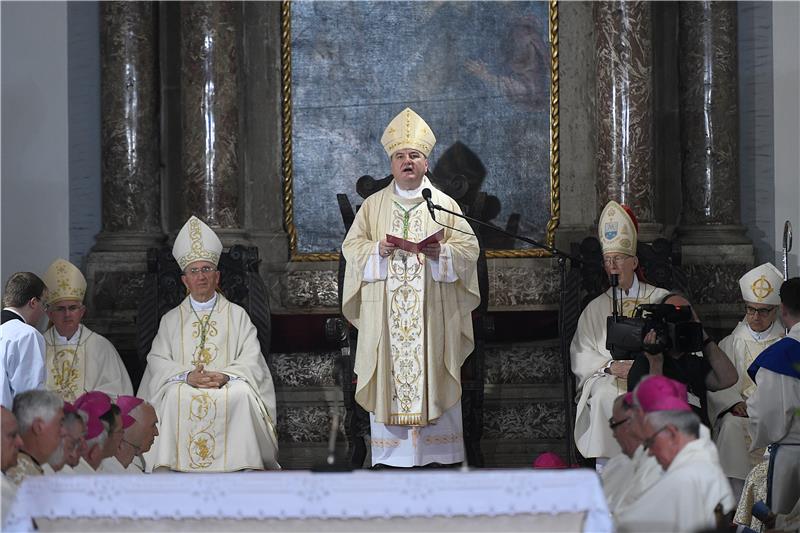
[42,259,133,402]
[138,216,279,472]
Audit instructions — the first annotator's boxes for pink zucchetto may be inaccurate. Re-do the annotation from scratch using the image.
[116,395,143,429]
[633,375,692,413]
[532,452,568,469]
[74,391,112,439]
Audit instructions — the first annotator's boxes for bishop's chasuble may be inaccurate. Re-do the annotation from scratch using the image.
[45,324,133,402]
[342,180,480,466]
[570,279,669,458]
[709,319,783,480]
[138,294,279,472]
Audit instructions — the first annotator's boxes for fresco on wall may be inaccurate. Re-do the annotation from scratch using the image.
[289,1,553,255]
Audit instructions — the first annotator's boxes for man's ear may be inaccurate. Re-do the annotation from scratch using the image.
[31,417,44,436]
[632,256,639,270]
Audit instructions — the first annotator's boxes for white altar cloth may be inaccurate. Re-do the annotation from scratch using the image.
[5,469,610,532]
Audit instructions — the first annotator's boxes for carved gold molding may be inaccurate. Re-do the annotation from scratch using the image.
[281,0,560,261]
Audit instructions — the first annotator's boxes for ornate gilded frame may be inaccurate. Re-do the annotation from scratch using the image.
[281,0,560,261]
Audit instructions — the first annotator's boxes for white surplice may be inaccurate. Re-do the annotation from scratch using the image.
[570,279,669,458]
[747,323,800,515]
[1,311,46,409]
[1,474,17,529]
[602,444,662,513]
[614,439,735,532]
[99,456,128,474]
[45,324,133,402]
[138,294,279,472]
[709,319,783,480]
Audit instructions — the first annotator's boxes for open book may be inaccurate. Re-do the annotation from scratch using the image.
[386,229,444,254]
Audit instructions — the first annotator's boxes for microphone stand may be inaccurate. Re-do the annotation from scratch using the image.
[428,201,584,464]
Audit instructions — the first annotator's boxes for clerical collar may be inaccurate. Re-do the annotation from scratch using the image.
[617,276,640,298]
[2,307,26,323]
[190,292,218,311]
[746,321,773,342]
[394,177,429,199]
[53,324,83,344]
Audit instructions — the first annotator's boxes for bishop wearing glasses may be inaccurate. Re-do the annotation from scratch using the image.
[138,216,279,472]
[42,258,133,402]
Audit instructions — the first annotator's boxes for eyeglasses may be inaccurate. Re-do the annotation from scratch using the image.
[184,266,217,276]
[642,425,671,450]
[603,255,632,266]
[744,305,776,318]
[608,416,630,430]
[52,304,83,314]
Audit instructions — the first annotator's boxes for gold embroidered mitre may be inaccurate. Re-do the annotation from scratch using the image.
[598,200,637,257]
[42,258,86,305]
[739,262,783,305]
[380,107,436,158]
[172,216,223,270]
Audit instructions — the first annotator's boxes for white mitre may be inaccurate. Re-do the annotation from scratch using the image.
[380,107,436,158]
[598,200,637,256]
[172,216,223,270]
[42,258,86,305]
[739,262,783,305]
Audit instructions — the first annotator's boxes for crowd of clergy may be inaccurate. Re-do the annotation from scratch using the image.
[2,202,799,532]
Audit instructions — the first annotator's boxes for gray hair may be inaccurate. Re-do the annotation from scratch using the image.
[645,409,700,438]
[12,390,63,434]
[85,418,109,451]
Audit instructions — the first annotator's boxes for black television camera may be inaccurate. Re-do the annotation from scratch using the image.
[605,276,704,359]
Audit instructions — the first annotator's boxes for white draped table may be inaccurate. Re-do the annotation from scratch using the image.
[6,469,611,532]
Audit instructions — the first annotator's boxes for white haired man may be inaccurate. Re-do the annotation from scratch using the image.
[2,406,24,526]
[6,389,65,485]
[708,263,785,500]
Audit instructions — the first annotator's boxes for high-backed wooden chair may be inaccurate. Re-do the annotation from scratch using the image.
[136,245,272,386]
[333,171,490,468]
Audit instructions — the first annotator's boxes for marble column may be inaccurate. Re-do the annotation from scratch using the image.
[178,2,244,241]
[94,1,163,251]
[594,1,660,241]
[676,1,749,249]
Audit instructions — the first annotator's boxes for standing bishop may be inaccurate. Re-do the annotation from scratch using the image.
[42,259,133,401]
[138,216,279,471]
[342,108,480,467]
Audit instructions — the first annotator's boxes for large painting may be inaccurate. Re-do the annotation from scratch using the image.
[282,1,559,260]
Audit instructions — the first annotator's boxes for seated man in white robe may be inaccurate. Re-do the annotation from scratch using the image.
[138,216,279,472]
[615,377,735,532]
[342,108,480,467]
[570,201,668,463]
[746,277,800,516]
[708,263,785,500]
[6,390,65,485]
[601,393,661,513]
[42,258,133,402]
[113,396,158,473]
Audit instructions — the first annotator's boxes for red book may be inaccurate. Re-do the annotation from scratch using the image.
[386,229,444,254]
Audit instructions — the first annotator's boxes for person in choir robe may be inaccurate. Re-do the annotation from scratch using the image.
[73,391,122,473]
[746,277,800,515]
[708,263,785,500]
[1,272,49,409]
[627,292,738,428]
[41,258,133,402]
[138,216,279,472]
[614,377,735,533]
[341,108,480,467]
[570,200,669,463]
[2,406,24,527]
[601,393,661,513]
[54,404,87,474]
[6,390,64,485]
[113,396,158,473]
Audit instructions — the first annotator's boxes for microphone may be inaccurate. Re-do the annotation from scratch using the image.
[421,188,436,220]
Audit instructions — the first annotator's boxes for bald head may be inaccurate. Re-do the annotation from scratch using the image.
[116,401,158,468]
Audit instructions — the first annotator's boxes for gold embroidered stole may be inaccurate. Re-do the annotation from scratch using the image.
[175,303,231,470]
[386,198,427,425]
[46,333,86,402]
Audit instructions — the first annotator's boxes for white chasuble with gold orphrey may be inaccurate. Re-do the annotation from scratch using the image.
[138,295,279,472]
[387,199,428,426]
[45,325,133,402]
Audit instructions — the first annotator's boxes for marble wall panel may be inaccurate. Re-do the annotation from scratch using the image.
[92,271,147,313]
[284,270,339,309]
[483,401,565,440]
[594,1,655,221]
[487,265,561,308]
[484,345,561,385]
[277,405,346,443]
[678,1,740,226]
[270,352,338,388]
[684,264,751,305]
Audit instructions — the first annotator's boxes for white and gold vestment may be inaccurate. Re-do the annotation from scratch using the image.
[138,294,279,472]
